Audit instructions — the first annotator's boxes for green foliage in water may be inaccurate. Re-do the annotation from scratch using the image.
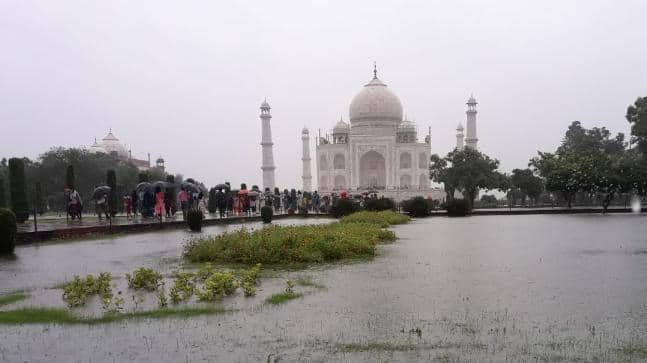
[0,292,27,307]
[261,205,273,223]
[183,222,395,265]
[169,272,196,304]
[265,282,302,305]
[125,267,162,291]
[62,272,112,307]
[0,208,17,255]
[340,210,409,228]
[196,271,238,301]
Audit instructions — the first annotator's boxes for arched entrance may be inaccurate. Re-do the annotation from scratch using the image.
[359,151,386,189]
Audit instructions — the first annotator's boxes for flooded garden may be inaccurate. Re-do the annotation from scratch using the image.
[1,213,646,362]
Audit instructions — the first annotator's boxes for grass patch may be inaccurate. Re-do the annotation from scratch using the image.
[0,292,28,307]
[265,292,303,305]
[183,222,396,265]
[339,342,417,352]
[295,277,325,289]
[0,306,231,325]
[340,210,410,227]
[617,342,647,359]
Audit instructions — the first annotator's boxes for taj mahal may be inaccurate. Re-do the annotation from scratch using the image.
[259,66,479,201]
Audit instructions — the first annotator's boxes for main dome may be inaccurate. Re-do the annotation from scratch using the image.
[349,76,403,126]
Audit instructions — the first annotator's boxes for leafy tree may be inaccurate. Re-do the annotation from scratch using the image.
[106,169,117,216]
[138,173,149,183]
[429,148,506,210]
[34,181,45,215]
[8,158,29,223]
[531,121,627,211]
[626,96,647,154]
[510,168,544,206]
[65,164,75,189]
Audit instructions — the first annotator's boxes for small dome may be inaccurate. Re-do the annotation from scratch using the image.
[100,130,128,158]
[302,127,309,135]
[456,123,464,131]
[89,138,107,154]
[333,117,349,132]
[467,95,477,104]
[260,99,270,109]
[349,75,403,126]
[398,119,416,132]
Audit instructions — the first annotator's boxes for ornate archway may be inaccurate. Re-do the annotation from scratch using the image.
[359,151,386,189]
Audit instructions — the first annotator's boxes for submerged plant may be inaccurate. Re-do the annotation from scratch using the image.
[169,272,196,304]
[157,286,168,308]
[62,272,112,308]
[196,272,238,302]
[126,267,163,291]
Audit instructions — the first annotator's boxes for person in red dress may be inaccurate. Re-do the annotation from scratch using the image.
[154,186,165,219]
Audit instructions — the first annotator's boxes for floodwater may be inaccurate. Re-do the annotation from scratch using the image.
[1,214,646,362]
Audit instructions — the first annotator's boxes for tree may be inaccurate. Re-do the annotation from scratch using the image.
[106,169,117,216]
[34,181,45,215]
[65,164,75,189]
[138,173,149,183]
[8,158,29,223]
[626,96,647,154]
[510,168,544,206]
[531,121,627,211]
[429,148,506,210]
[0,179,6,208]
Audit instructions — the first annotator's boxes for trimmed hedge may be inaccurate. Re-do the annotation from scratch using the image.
[364,197,396,212]
[401,196,430,217]
[261,205,273,223]
[187,209,203,231]
[8,158,29,223]
[330,199,358,218]
[445,199,470,217]
[0,208,17,255]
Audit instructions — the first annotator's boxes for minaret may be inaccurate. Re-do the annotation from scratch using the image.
[456,123,464,150]
[465,94,478,149]
[301,127,312,192]
[260,99,276,190]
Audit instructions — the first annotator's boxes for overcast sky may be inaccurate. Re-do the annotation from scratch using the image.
[1,0,646,189]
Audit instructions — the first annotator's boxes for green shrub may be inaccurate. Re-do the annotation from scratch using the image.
[187,209,203,231]
[183,222,396,265]
[126,267,162,291]
[364,197,395,212]
[62,272,112,307]
[330,199,358,218]
[445,199,470,217]
[0,209,17,255]
[8,158,29,223]
[169,272,196,304]
[401,196,430,217]
[196,272,237,301]
[261,205,273,223]
[340,210,409,227]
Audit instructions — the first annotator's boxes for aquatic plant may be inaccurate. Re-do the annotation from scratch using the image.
[157,286,168,308]
[196,272,237,301]
[62,272,112,307]
[183,222,395,265]
[126,267,162,291]
[169,272,196,304]
[0,292,27,307]
[265,291,302,305]
[340,210,409,227]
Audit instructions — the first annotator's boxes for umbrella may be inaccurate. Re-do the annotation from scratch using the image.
[248,190,259,197]
[92,185,111,200]
[151,181,169,191]
[136,182,152,194]
[181,182,200,193]
[214,184,229,190]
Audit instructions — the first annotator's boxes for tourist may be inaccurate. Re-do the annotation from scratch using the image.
[226,190,234,216]
[178,187,189,220]
[197,192,208,215]
[164,187,173,218]
[123,194,132,219]
[66,187,83,220]
[282,189,290,213]
[313,191,320,213]
[154,186,165,220]
[130,190,138,218]
[216,189,226,218]
[95,194,109,221]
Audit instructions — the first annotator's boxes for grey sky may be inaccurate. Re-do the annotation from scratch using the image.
[1,0,646,189]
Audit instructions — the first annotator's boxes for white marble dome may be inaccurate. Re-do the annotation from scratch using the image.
[100,130,129,158]
[349,76,403,126]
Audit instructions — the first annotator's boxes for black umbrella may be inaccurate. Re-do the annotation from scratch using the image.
[181,182,200,193]
[151,181,169,191]
[214,183,229,190]
[136,182,152,194]
[92,186,111,200]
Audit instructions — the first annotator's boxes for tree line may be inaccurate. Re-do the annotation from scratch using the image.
[429,96,647,213]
